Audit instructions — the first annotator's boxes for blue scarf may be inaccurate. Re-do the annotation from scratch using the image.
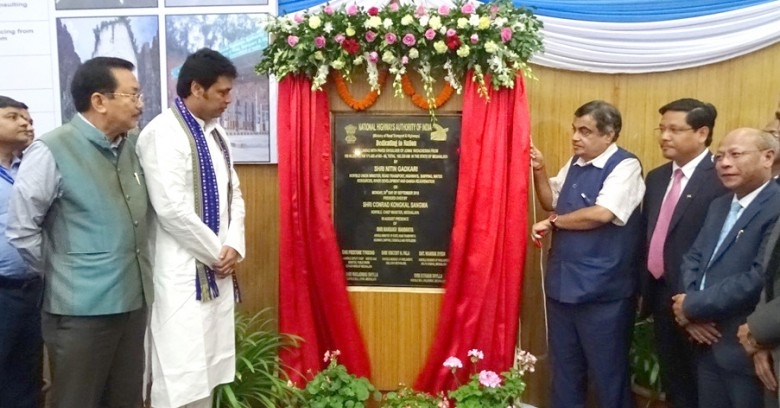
[172,98,240,302]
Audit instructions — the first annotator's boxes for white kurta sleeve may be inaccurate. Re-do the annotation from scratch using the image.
[224,163,246,260]
[136,117,222,266]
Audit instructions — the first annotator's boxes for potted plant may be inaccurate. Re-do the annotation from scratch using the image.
[302,350,382,408]
[213,309,304,408]
[383,385,445,408]
[629,317,668,408]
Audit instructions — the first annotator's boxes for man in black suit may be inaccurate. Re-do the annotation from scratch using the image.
[641,98,727,408]
[762,100,780,178]
[672,128,780,408]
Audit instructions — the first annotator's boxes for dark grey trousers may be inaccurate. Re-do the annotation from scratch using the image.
[42,306,147,408]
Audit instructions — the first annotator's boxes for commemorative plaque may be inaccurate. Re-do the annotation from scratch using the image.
[334,114,461,288]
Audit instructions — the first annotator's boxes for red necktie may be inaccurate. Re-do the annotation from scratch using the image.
[647,169,684,279]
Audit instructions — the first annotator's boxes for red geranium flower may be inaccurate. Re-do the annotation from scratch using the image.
[446,35,461,50]
[341,38,360,54]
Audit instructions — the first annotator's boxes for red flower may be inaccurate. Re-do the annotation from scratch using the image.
[341,38,360,54]
[367,6,379,16]
[446,35,461,50]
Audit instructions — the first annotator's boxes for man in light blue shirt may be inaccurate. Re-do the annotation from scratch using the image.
[0,95,40,408]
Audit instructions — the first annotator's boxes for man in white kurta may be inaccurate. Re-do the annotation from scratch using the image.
[136,48,245,408]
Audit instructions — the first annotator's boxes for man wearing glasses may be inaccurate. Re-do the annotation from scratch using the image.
[640,98,727,408]
[6,57,153,408]
[672,128,780,408]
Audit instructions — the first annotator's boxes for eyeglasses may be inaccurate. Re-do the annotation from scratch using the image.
[712,150,764,162]
[106,92,143,103]
[654,126,693,136]
[766,129,780,138]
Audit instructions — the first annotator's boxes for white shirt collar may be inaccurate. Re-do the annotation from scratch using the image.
[574,143,618,168]
[672,149,710,180]
[733,180,771,210]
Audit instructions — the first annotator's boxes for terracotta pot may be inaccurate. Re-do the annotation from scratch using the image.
[632,383,668,408]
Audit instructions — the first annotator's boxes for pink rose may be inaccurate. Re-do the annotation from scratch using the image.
[470,33,479,44]
[402,33,416,46]
[367,6,379,16]
[490,4,500,16]
[346,3,358,16]
[424,28,436,40]
[334,33,346,44]
[500,27,512,43]
[438,5,450,16]
[365,31,377,42]
[368,51,379,63]
[287,35,299,47]
[415,5,426,17]
[323,5,334,15]
[446,28,457,37]
[460,3,475,14]
[388,2,399,12]
[478,370,502,388]
[401,56,409,65]
[314,36,326,48]
[293,13,304,23]
[385,32,397,44]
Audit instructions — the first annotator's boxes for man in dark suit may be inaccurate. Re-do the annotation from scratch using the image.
[672,128,780,408]
[641,98,727,408]
[761,100,780,178]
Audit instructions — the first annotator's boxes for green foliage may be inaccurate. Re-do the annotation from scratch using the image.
[213,309,304,408]
[629,317,664,396]
[383,385,444,408]
[447,369,527,408]
[302,351,381,408]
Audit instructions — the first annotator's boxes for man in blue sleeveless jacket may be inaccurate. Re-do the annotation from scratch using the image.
[531,100,645,408]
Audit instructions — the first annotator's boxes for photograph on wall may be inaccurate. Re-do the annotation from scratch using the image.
[56,16,162,127]
[55,0,159,10]
[165,0,268,6]
[166,13,271,163]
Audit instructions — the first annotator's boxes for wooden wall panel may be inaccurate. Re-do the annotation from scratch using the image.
[236,42,780,404]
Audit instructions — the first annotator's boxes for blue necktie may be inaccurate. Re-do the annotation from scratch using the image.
[701,201,742,289]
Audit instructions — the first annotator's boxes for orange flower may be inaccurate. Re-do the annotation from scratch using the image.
[332,71,388,111]
[400,74,454,111]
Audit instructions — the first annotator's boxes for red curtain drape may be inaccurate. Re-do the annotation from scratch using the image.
[277,75,371,383]
[414,73,531,392]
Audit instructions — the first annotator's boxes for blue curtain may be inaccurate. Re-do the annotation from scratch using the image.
[277,0,776,22]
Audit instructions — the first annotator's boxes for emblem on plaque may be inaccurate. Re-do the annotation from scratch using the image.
[344,124,357,144]
[430,123,448,141]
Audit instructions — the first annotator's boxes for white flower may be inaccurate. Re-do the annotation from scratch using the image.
[401,15,415,26]
[419,15,430,27]
[443,356,463,369]
[313,51,324,60]
[484,40,499,53]
[494,17,508,27]
[330,59,345,70]
[308,15,322,29]
[408,48,419,59]
[323,22,333,33]
[353,56,364,65]
[457,44,470,57]
[433,41,447,54]
[468,14,480,27]
[383,18,393,29]
[429,15,442,30]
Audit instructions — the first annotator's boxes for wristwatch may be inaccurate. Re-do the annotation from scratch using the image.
[548,213,558,228]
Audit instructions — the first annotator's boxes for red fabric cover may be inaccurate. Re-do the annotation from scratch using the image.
[414,73,531,391]
[277,75,371,383]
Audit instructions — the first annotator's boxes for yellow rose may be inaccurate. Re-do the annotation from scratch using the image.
[308,15,322,29]
[433,41,447,54]
[346,26,356,36]
[457,45,470,57]
[484,41,498,53]
[478,17,491,30]
[457,18,468,29]
[401,15,414,26]
[429,16,442,30]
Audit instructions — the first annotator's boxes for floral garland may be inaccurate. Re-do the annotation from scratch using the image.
[256,0,543,118]
[332,70,388,111]
[400,74,454,111]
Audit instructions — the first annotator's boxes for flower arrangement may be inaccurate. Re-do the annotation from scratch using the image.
[302,350,382,408]
[444,348,537,408]
[256,0,543,113]
[383,385,447,408]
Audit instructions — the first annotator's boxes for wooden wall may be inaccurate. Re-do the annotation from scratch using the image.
[234,41,780,406]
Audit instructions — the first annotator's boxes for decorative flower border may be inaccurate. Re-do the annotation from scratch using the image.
[256,0,543,115]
